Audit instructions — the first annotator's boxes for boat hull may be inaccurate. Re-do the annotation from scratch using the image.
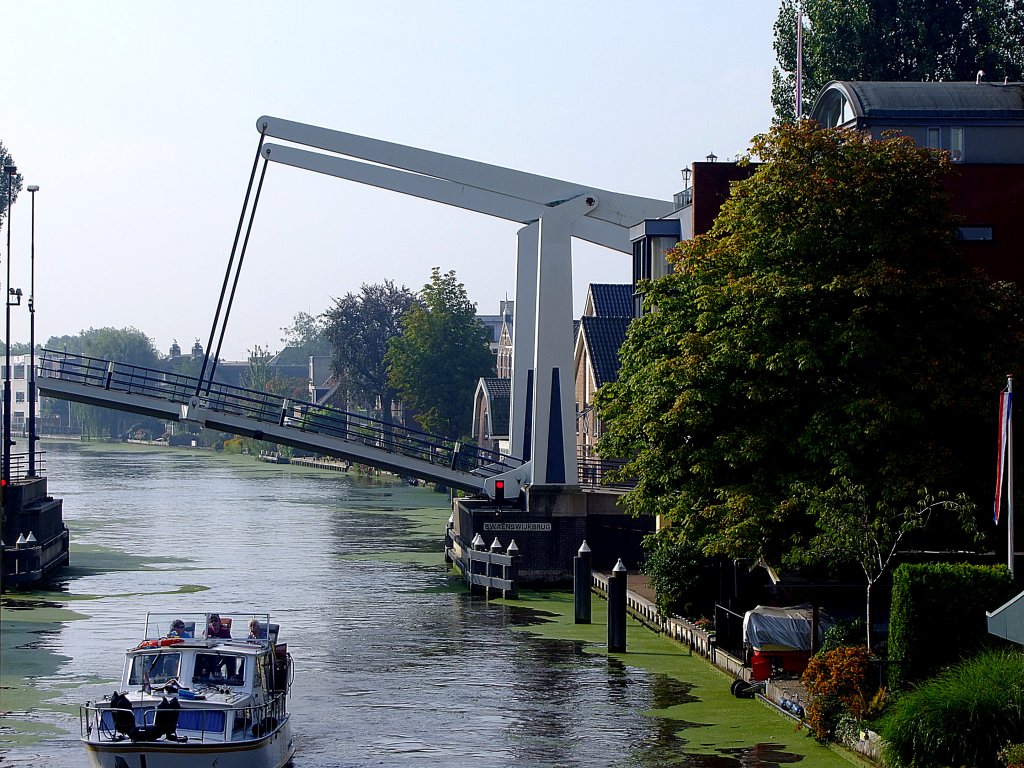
[82,718,293,768]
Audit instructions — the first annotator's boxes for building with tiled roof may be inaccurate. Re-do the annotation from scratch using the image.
[583,283,634,319]
[471,376,511,454]
[573,282,633,470]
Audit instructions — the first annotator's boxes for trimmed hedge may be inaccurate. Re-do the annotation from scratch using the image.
[887,562,1015,691]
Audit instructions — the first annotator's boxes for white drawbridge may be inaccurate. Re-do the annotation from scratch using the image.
[255,116,673,501]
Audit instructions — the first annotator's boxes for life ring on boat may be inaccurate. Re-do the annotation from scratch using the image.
[133,637,184,650]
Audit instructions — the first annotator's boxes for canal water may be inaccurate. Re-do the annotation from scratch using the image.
[0,443,846,767]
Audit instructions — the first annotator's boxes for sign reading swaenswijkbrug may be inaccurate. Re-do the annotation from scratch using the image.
[483,522,552,532]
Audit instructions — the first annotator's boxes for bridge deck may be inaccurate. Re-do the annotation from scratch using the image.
[36,350,520,493]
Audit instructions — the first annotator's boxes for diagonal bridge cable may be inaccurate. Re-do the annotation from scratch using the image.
[196,124,268,396]
[206,151,271,393]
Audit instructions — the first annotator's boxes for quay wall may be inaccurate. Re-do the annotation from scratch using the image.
[452,488,652,584]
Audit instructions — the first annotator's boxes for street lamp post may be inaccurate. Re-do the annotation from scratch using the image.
[3,164,16,488]
[26,185,38,477]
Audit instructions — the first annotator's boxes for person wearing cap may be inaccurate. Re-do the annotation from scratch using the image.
[167,618,192,638]
[205,614,232,639]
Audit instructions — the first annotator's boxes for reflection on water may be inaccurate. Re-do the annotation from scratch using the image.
[1,444,805,767]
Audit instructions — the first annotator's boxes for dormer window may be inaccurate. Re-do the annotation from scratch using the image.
[816,88,856,128]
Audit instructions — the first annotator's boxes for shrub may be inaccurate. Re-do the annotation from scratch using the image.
[878,648,1024,768]
[1001,743,1024,768]
[819,618,865,655]
[888,562,1015,691]
[641,530,714,619]
[222,437,245,454]
[802,645,874,741]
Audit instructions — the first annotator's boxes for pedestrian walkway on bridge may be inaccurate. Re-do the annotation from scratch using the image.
[36,349,520,494]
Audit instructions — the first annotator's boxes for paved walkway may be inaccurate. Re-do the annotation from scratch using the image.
[626,573,657,604]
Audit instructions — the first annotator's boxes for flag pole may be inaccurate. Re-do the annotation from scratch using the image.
[795,1,803,119]
[1009,374,1015,577]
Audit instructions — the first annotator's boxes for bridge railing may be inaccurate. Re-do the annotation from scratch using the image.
[577,454,636,492]
[37,349,522,478]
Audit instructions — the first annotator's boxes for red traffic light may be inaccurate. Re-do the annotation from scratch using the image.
[494,479,505,505]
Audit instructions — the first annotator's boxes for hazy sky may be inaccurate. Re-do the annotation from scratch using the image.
[4,1,781,361]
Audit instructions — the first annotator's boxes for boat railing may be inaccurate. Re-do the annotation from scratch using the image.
[80,691,289,744]
[140,612,274,644]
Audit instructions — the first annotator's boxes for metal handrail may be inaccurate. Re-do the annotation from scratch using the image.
[80,690,289,744]
[38,349,522,478]
[577,455,636,491]
[4,451,47,480]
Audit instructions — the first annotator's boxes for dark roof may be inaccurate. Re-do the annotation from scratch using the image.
[210,361,246,387]
[270,346,311,366]
[580,316,630,387]
[479,377,510,437]
[210,359,308,388]
[481,377,511,399]
[588,283,634,318]
[815,81,1024,122]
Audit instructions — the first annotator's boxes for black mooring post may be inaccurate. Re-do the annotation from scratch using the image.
[574,540,592,624]
[608,558,628,653]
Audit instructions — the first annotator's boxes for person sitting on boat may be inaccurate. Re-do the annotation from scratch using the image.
[167,619,193,638]
[205,614,231,639]
[248,618,268,640]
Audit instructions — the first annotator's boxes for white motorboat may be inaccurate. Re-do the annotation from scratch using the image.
[80,611,294,768]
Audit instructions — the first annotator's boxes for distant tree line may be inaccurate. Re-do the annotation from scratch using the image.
[29,266,493,445]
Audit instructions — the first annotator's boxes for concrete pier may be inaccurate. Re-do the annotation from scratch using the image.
[451,486,652,585]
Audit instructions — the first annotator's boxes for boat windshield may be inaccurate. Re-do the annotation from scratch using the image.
[193,652,246,688]
[128,652,181,686]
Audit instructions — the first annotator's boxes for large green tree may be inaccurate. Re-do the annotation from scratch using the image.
[596,121,1024,569]
[773,0,1024,122]
[321,281,417,413]
[280,311,331,357]
[45,327,162,438]
[240,343,308,401]
[386,268,495,439]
